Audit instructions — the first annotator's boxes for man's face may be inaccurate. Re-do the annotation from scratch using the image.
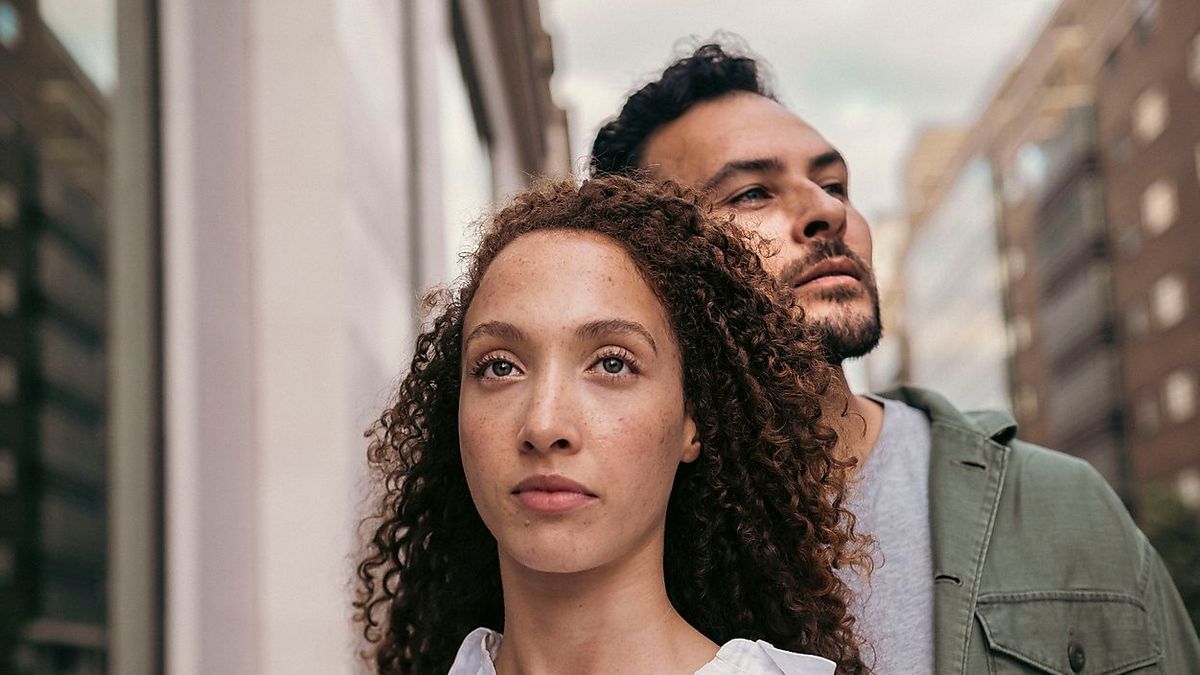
[640,92,881,362]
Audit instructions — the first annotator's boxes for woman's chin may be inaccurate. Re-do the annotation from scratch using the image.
[501,537,606,575]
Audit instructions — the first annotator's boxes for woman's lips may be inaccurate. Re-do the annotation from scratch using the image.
[512,474,597,514]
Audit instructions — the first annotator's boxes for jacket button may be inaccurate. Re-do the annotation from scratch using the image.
[1068,640,1086,672]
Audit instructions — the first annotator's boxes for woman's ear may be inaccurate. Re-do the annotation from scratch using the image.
[681,410,702,463]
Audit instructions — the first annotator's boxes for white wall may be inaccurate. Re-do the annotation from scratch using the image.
[162,1,440,672]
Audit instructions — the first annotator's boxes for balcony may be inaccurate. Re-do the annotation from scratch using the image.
[1036,173,1107,289]
[1038,260,1114,370]
[1043,347,1122,445]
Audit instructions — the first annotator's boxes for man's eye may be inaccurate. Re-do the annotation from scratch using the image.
[729,187,769,205]
[823,182,848,198]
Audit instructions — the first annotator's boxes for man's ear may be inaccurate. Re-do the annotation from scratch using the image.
[681,409,702,464]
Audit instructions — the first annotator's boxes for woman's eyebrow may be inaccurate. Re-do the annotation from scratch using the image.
[464,320,528,347]
[576,319,657,354]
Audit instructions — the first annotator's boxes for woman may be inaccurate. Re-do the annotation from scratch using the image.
[356,175,868,674]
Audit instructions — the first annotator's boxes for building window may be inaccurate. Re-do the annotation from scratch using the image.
[0,542,12,581]
[1141,179,1177,235]
[0,355,15,402]
[1004,247,1026,282]
[0,181,16,226]
[1117,222,1143,258]
[1109,128,1132,165]
[0,269,15,315]
[1135,0,1159,42]
[1190,33,1200,89]
[1104,44,1121,75]
[1126,302,1151,338]
[1016,385,1038,419]
[1151,274,1187,330]
[0,1,20,50]
[1164,370,1197,423]
[437,33,493,277]
[1136,391,1160,435]
[0,447,14,492]
[1133,87,1168,144]
[1016,317,1031,350]
[1178,467,1200,508]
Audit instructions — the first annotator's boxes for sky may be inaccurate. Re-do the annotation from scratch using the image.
[38,0,116,93]
[540,0,1059,221]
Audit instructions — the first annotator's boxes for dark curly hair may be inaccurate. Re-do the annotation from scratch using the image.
[355,175,869,674]
[590,41,773,176]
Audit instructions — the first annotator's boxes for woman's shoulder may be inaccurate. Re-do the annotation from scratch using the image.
[698,638,836,675]
[447,627,502,675]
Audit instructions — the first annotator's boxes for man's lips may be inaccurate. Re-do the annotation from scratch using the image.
[790,257,862,288]
[512,474,597,514]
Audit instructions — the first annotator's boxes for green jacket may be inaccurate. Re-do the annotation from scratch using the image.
[880,386,1200,674]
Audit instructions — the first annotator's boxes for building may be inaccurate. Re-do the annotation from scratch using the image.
[0,0,570,673]
[896,0,1199,505]
[1093,0,1200,495]
[863,127,967,393]
[0,2,112,672]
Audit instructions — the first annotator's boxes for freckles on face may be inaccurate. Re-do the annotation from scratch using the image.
[458,231,697,574]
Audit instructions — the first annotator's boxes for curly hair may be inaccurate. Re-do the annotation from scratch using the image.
[590,41,773,176]
[355,175,869,674]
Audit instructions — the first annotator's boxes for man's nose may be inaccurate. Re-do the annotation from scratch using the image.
[789,184,848,243]
[517,373,581,455]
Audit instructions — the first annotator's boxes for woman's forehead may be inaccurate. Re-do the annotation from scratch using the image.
[464,231,675,344]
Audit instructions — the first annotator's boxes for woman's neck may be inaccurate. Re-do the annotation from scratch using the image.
[492,536,717,675]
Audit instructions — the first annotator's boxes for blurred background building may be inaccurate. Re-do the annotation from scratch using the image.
[0,0,568,673]
[869,0,1199,512]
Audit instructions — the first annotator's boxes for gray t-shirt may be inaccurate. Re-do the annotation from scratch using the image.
[840,394,934,675]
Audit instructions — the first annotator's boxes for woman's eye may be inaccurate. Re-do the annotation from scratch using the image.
[489,360,515,377]
[600,356,626,374]
[729,187,768,205]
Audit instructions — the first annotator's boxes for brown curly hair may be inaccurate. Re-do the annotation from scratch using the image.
[355,175,869,674]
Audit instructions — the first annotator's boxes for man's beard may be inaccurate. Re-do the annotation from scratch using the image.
[780,240,882,364]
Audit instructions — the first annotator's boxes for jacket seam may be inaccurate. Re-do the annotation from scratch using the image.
[959,436,1008,673]
[977,590,1146,608]
[1136,534,1153,599]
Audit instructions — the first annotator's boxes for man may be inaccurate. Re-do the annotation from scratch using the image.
[591,43,1200,674]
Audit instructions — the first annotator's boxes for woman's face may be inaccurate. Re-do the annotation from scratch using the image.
[459,230,700,575]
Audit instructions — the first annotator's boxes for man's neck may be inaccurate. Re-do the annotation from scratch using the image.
[827,365,885,471]
[493,537,716,675]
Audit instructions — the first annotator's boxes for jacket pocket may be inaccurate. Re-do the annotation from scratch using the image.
[975,591,1161,674]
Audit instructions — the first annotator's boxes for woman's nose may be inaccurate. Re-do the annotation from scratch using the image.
[517,373,581,455]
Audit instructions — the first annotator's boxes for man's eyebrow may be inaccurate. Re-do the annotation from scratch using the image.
[700,157,784,193]
[464,321,528,347]
[810,149,845,172]
[577,318,657,354]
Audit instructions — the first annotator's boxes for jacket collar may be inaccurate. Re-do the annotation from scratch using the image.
[876,386,1012,673]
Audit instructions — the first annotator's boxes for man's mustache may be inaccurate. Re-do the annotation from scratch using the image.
[778,240,872,287]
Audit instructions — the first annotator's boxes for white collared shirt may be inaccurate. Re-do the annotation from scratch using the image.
[447,627,836,675]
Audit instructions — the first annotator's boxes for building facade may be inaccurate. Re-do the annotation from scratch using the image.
[0,0,570,673]
[1094,0,1200,494]
[896,0,1199,505]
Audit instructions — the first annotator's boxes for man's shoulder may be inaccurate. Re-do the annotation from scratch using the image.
[876,385,1121,499]
[877,386,1147,587]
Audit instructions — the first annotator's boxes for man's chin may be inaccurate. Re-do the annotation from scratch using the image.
[803,306,882,364]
